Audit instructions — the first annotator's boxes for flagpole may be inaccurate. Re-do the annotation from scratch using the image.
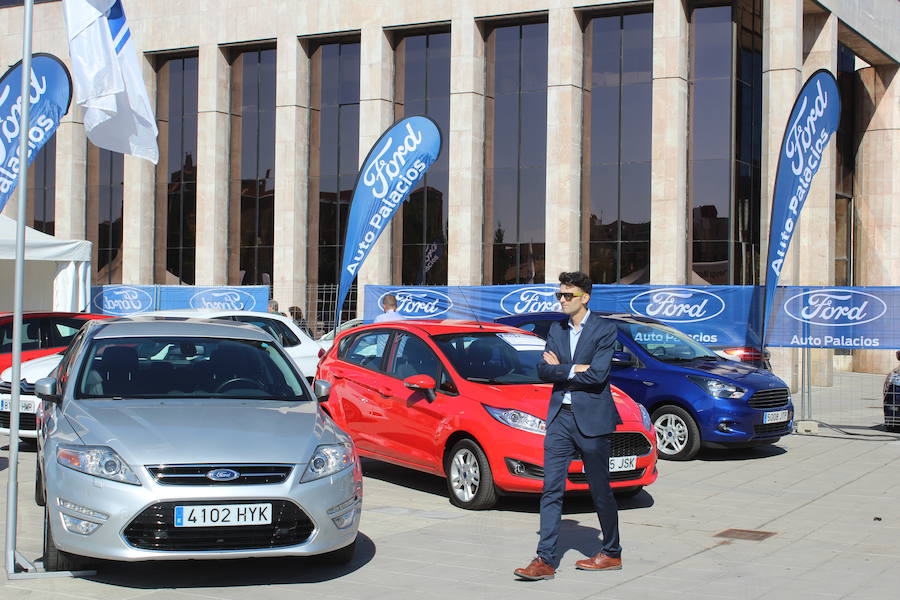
[5,0,34,576]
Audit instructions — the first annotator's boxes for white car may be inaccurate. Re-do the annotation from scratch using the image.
[1,352,65,440]
[144,310,324,380]
[317,319,364,352]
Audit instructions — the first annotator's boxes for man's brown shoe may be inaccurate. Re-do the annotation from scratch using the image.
[514,557,556,580]
[575,553,622,571]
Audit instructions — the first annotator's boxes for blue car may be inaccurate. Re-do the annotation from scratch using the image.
[495,312,794,460]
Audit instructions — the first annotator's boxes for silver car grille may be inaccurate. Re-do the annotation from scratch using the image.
[146,464,293,485]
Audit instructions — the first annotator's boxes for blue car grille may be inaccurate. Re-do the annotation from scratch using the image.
[753,422,791,436]
[748,388,790,410]
[146,464,293,486]
[123,499,314,551]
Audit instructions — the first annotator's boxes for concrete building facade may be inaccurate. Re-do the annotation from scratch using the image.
[0,0,897,378]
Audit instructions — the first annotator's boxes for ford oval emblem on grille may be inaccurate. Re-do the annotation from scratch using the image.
[206,468,239,482]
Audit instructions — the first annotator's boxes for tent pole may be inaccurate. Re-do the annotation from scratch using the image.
[5,0,34,576]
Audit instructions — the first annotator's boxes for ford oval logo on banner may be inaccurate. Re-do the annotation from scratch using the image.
[630,288,726,323]
[92,285,154,316]
[783,289,887,327]
[500,286,561,315]
[384,288,452,319]
[0,54,72,213]
[335,116,442,322]
[189,288,256,311]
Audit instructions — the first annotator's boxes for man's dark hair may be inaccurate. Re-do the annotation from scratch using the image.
[558,271,593,294]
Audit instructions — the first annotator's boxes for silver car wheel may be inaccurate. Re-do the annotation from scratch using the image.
[655,413,689,455]
[450,448,480,503]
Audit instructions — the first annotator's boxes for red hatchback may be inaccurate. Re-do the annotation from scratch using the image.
[316,320,658,509]
[0,312,110,372]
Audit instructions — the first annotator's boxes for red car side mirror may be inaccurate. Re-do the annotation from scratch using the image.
[403,374,437,402]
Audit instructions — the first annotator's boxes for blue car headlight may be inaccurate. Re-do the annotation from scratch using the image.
[687,375,747,399]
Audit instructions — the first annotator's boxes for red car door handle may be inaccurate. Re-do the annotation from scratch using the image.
[375,387,392,397]
[331,369,349,379]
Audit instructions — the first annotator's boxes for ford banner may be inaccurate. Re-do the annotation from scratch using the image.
[365,284,900,349]
[335,115,443,322]
[762,69,840,342]
[0,54,72,213]
[90,285,270,315]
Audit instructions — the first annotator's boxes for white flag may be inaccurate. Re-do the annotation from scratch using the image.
[63,0,159,164]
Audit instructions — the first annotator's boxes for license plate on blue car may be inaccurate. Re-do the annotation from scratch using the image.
[764,410,789,424]
[174,503,272,527]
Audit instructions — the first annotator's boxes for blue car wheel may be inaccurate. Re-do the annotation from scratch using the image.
[651,405,701,461]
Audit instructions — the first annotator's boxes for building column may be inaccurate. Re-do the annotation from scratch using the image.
[447,16,485,286]
[53,114,87,241]
[761,0,803,388]
[853,64,899,374]
[355,26,394,316]
[273,36,311,316]
[544,7,583,279]
[195,44,230,286]
[122,55,157,285]
[800,10,838,385]
[649,0,689,284]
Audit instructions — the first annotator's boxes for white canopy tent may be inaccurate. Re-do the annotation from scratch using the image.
[0,214,92,312]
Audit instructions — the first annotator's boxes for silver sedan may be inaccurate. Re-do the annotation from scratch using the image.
[35,317,360,570]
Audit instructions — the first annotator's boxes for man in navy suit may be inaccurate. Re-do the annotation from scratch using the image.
[514,271,622,580]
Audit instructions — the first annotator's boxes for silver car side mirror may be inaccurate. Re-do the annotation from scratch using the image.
[313,379,331,402]
[35,377,60,404]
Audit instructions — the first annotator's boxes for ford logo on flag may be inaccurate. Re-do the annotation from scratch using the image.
[94,286,153,316]
[189,288,256,311]
[630,288,726,323]
[500,286,561,315]
[206,468,240,482]
[386,289,452,319]
[783,289,887,326]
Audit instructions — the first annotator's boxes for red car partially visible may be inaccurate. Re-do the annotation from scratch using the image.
[0,312,110,372]
[316,320,658,510]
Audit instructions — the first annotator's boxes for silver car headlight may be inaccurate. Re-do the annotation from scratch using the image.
[300,442,355,483]
[687,376,747,399]
[56,444,141,486]
[638,404,652,431]
[484,405,546,435]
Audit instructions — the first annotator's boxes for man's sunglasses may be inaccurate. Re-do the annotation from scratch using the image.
[555,291,586,301]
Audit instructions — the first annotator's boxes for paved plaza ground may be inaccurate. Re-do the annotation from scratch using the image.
[1,371,898,600]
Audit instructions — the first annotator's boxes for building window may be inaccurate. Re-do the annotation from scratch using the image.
[156,55,198,285]
[834,43,857,287]
[88,147,123,284]
[309,40,360,326]
[485,22,548,285]
[27,135,55,235]
[583,12,652,284]
[229,48,276,286]
[689,0,762,285]
[394,30,450,285]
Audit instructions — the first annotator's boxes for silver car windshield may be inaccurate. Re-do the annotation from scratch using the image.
[433,332,546,385]
[74,337,310,401]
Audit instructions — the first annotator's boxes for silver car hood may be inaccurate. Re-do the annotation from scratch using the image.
[62,398,332,466]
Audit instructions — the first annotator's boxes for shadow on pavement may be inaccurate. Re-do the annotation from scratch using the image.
[361,458,449,499]
[695,443,787,461]
[82,533,376,587]
[361,458,654,513]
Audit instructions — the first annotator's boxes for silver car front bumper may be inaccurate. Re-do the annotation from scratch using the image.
[46,460,362,561]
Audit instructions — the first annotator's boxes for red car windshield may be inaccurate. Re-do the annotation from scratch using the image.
[432,332,546,385]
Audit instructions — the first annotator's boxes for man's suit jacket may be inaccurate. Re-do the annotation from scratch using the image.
[536,312,621,437]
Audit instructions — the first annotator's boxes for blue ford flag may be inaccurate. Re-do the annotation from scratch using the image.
[335,115,443,321]
[0,54,72,214]
[762,69,840,342]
